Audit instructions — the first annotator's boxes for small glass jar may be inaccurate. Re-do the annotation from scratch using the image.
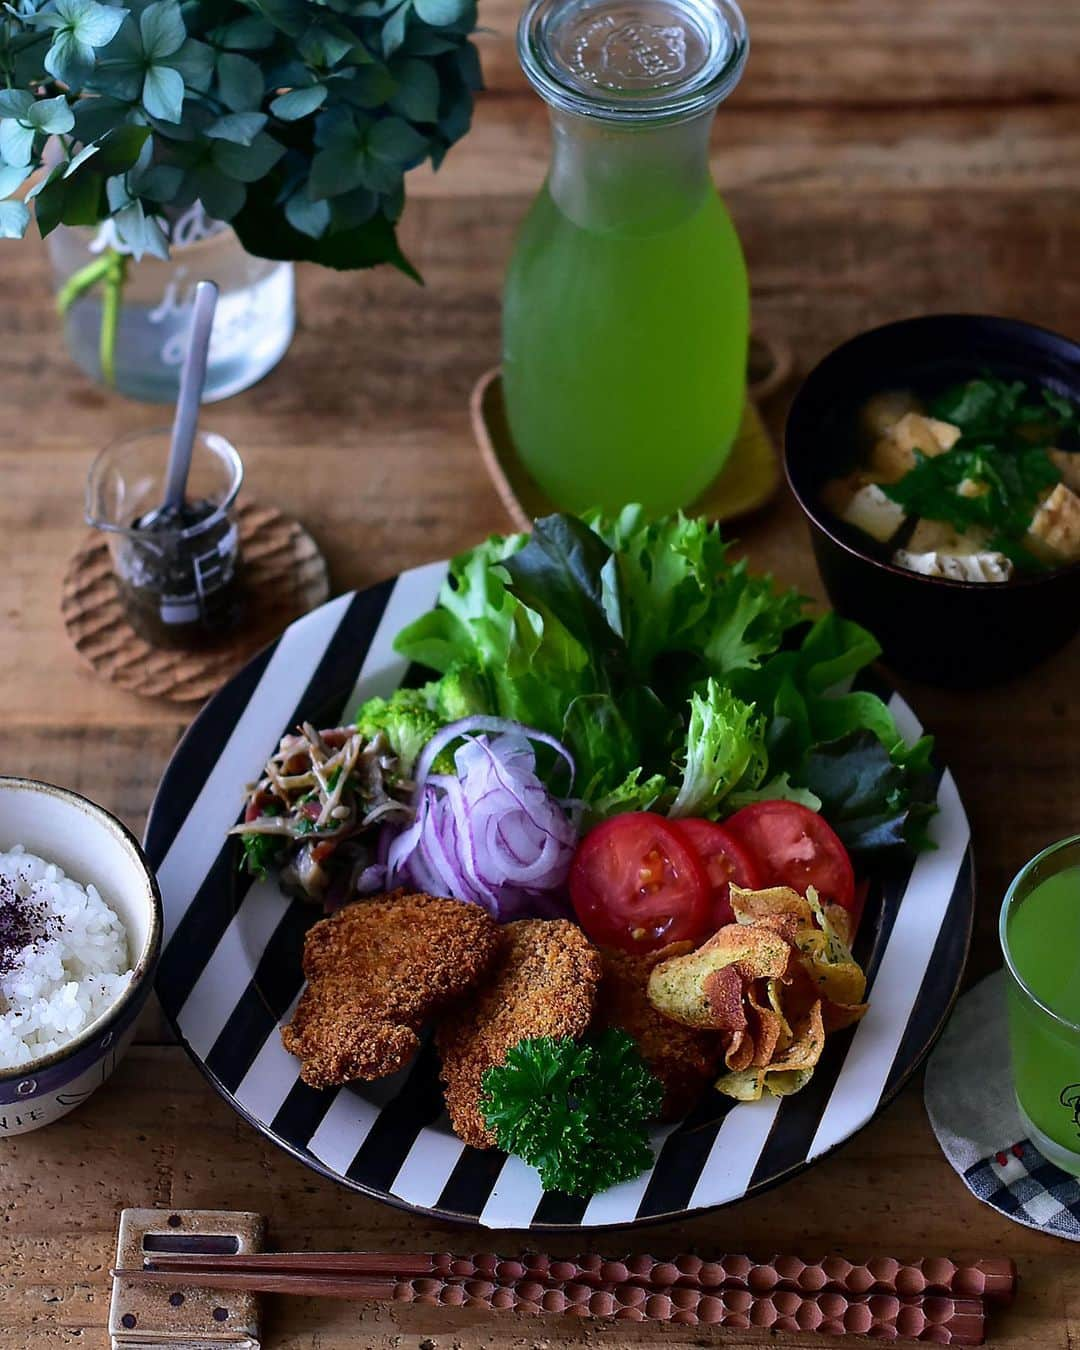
[48,204,295,404]
[86,428,245,649]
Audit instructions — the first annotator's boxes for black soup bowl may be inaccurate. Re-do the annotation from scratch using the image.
[785,314,1080,687]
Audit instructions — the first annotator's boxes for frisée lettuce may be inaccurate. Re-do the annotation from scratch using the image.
[391,509,937,856]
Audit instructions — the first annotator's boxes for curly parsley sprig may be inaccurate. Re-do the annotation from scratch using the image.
[480,1030,663,1197]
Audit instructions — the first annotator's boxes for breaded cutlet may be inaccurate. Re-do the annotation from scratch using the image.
[281,889,500,1089]
[435,918,602,1148]
[595,947,724,1120]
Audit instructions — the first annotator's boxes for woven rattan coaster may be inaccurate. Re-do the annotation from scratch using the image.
[62,501,329,704]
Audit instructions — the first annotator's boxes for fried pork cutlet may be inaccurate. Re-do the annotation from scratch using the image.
[595,947,724,1121]
[436,919,602,1148]
[281,890,500,1090]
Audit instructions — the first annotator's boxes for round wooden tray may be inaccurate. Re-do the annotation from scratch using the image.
[471,332,791,533]
[62,501,330,704]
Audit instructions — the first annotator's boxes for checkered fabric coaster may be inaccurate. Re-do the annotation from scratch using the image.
[964,1138,1080,1238]
[925,969,1080,1242]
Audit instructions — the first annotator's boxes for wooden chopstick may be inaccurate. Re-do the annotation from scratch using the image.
[132,1249,1017,1305]
[112,1266,988,1343]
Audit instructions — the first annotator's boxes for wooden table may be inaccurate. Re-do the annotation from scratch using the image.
[3,0,1079,1345]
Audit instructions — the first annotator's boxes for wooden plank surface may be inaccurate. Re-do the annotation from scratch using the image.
[2,0,1080,1343]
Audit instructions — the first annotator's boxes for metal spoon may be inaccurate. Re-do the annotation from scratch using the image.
[160,279,219,516]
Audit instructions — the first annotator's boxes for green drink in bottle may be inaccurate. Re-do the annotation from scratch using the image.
[1001,836,1080,1174]
[503,0,750,516]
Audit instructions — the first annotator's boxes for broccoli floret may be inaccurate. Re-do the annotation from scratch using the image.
[355,687,448,777]
[430,662,491,723]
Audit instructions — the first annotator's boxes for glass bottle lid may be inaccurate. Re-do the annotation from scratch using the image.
[519,0,747,123]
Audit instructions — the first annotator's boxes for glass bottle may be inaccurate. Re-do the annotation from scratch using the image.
[503,0,749,516]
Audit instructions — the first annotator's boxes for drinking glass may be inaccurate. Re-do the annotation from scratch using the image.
[503,0,750,516]
[999,834,1080,1175]
[85,428,245,648]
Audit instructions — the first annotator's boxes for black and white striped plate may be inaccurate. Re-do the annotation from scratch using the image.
[146,561,974,1230]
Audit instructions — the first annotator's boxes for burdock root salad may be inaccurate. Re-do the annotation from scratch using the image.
[0,846,133,1069]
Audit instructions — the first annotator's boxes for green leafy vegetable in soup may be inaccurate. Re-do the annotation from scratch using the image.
[824,374,1080,578]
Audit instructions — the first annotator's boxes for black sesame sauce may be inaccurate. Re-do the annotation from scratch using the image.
[116,497,244,649]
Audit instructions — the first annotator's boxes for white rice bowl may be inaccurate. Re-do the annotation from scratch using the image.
[0,844,133,1070]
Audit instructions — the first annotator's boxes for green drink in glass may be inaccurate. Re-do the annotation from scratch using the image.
[1000,835,1080,1174]
[503,0,750,516]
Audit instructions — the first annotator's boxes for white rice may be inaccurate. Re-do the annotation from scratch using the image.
[0,845,133,1070]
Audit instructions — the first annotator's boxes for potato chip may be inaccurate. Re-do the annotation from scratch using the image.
[731,885,813,928]
[651,882,870,1106]
[716,1001,827,1100]
[647,923,794,1030]
[823,1000,869,1033]
[747,983,785,1067]
[769,1000,825,1073]
[715,1065,767,1101]
[702,964,747,1035]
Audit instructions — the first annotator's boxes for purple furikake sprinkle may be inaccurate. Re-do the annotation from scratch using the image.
[0,877,51,978]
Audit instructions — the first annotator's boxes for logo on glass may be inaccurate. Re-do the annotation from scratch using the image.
[1062,1083,1080,1137]
[570,15,688,88]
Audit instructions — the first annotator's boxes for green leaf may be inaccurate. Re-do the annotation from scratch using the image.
[133,162,184,201]
[217,14,277,49]
[216,50,264,110]
[561,693,640,799]
[307,144,366,198]
[270,85,327,119]
[344,64,398,109]
[0,91,34,121]
[668,679,765,818]
[165,36,215,92]
[389,56,440,120]
[139,0,185,59]
[113,198,169,259]
[368,113,427,162]
[27,94,75,135]
[142,62,185,122]
[42,0,125,85]
[414,0,469,25]
[802,730,938,855]
[206,111,268,144]
[72,95,131,144]
[380,1,408,56]
[0,120,34,168]
[0,199,30,238]
[190,164,247,219]
[480,1032,662,1197]
[501,513,626,669]
[232,173,420,277]
[284,189,330,237]
[0,162,30,197]
[210,129,284,181]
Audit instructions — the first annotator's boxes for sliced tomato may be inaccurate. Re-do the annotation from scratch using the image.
[670,818,764,930]
[569,812,712,953]
[722,800,856,911]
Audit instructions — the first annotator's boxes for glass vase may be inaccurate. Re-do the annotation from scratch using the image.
[503,0,750,515]
[47,204,295,404]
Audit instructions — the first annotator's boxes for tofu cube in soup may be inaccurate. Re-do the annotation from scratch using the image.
[892,550,1013,583]
[859,390,922,442]
[907,518,990,556]
[1028,482,1080,563]
[829,480,907,543]
[869,413,961,483]
[1049,448,1080,494]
